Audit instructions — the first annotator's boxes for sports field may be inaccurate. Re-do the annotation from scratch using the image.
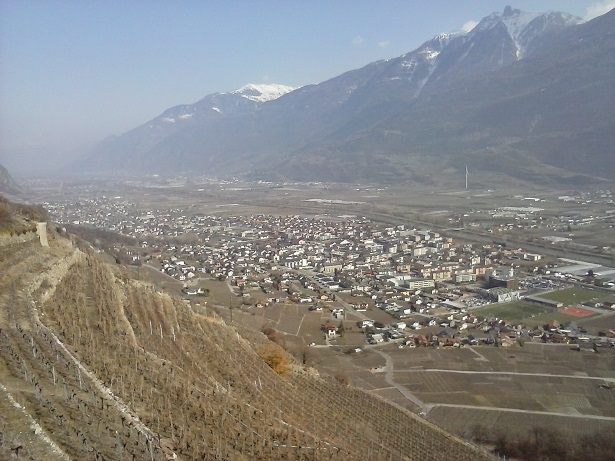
[561,307,594,317]
[540,287,602,305]
[473,301,550,323]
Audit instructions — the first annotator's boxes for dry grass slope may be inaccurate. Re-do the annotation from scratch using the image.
[0,196,47,234]
[0,224,496,460]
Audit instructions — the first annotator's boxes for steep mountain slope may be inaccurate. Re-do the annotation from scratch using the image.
[0,163,23,196]
[81,7,614,184]
[0,213,494,460]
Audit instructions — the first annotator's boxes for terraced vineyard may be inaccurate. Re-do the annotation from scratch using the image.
[0,231,495,460]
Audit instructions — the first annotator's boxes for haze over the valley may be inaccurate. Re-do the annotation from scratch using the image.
[2,4,615,458]
[1,0,613,175]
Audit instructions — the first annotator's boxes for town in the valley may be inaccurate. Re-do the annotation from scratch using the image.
[37,177,615,352]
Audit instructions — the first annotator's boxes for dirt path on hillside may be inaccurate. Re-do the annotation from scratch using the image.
[371,349,429,412]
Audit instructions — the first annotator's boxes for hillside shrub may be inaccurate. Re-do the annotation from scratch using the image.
[256,343,291,375]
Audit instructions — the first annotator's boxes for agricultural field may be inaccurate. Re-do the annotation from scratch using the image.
[276,335,615,440]
[385,342,615,376]
[427,406,615,441]
[372,342,615,439]
[400,370,615,415]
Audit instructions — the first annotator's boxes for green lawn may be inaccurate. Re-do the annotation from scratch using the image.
[539,288,601,305]
[473,301,550,323]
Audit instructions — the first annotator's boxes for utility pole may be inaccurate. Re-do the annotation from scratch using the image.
[465,164,469,190]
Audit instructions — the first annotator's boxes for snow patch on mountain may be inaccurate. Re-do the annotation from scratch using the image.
[420,49,440,60]
[227,84,296,102]
[394,31,457,95]
[415,60,438,95]
[154,104,197,124]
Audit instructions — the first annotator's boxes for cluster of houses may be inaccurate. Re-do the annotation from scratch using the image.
[44,195,553,285]
[353,314,507,347]
[318,311,615,349]
[45,197,565,310]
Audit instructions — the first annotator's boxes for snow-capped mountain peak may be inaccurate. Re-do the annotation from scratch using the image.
[148,84,296,125]
[471,6,583,58]
[228,84,296,102]
[473,8,539,41]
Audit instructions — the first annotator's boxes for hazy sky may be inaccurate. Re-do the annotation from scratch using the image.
[1,0,613,174]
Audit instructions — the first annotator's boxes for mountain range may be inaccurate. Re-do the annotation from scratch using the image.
[81,6,615,185]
